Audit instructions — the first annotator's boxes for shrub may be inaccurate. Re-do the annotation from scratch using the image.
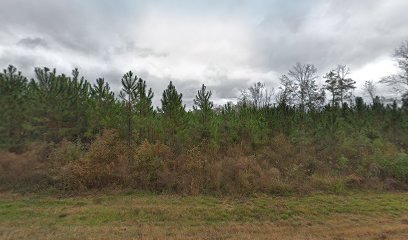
[259,134,320,180]
[49,139,83,165]
[131,140,173,191]
[2,128,408,194]
[174,146,206,195]
[60,130,128,190]
[0,143,53,190]
[158,145,207,195]
[376,153,408,184]
[307,175,348,194]
[218,156,281,195]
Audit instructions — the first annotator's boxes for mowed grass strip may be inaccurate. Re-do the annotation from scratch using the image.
[0,193,408,240]
[1,192,408,225]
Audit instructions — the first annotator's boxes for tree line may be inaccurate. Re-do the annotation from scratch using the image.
[1,42,408,149]
[0,41,407,194]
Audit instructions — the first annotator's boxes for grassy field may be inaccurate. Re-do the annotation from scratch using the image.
[1,191,408,239]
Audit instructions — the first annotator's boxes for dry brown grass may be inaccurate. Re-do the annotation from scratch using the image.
[2,217,408,240]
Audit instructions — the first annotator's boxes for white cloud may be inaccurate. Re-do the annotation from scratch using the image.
[351,57,399,98]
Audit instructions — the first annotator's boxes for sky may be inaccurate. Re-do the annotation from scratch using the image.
[0,0,407,106]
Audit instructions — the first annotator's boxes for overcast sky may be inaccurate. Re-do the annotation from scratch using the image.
[0,0,407,106]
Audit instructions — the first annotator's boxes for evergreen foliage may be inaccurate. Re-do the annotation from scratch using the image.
[1,41,408,194]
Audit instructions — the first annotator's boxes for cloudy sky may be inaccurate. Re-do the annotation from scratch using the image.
[0,0,407,106]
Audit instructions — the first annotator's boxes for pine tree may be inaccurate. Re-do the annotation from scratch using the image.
[193,84,213,118]
[135,78,154,117]
[31,67,86,141]
[324,70,339,107]
[159,81,185,118]
[134,77,154,141]
[159,81,186,147]
[119,71,138,163]
[69,68,91,139]
[0,65,28,147]
[324,65,356,107]
[193,84,214,140]
[89,78,117,135]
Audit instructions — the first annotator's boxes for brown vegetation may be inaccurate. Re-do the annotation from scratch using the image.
[1,129,407,195]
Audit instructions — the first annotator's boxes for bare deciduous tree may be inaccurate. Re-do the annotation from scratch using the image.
[279,63,324,110]
[239,81,274,108]
[335,65,356,105]
[324,65,356,107]
[363,80,377,103]
[380,41,408,99]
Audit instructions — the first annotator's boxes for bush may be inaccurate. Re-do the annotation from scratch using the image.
[174,146,206,195]
[60,130,128,190]
[0,143,53,190]
[1,128,407,195]
[218,156,281,195]
[49,139,83,165]
[307,175,348,194]
[258,134,320,180]
[376,153,408,184]
[131,140,173,191]
[157,145,207,195]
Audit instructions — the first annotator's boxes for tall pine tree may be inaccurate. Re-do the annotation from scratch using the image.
[193,84,213,140]
[0,65,28,147]
[119,71,138,163]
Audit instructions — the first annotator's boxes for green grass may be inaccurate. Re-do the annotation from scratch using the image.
[1,192,408,225]
[1,191,408,239]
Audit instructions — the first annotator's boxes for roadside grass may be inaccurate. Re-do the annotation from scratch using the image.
[1,191,408,239]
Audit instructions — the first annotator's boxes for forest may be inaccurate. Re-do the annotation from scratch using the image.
[1,41,408,195]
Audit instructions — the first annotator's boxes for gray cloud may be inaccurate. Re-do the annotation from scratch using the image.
[0,0,407,107]
[17,37,48,49]
[250,0,408,74]
[114,42,169,58]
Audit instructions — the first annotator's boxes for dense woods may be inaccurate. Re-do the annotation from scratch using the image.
[1,41,408,195]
